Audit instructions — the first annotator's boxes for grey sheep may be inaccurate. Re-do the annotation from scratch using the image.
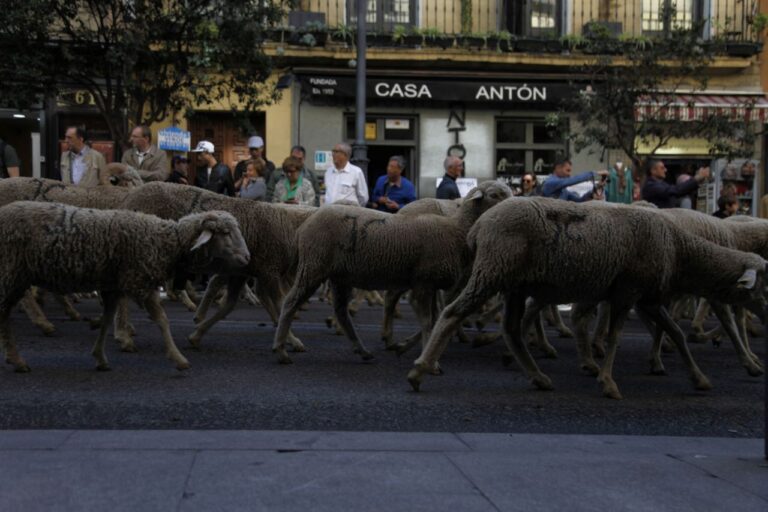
[408,198,766,399]
[272,181,512,365]
[0,201,250,372]
[398,197,462,217]
[118,182,316,350]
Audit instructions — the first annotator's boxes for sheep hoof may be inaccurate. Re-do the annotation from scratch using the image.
[289,344,306,353]
[356,349,375,361]
[542,347,558,359]
[603,387,623,400]
[557,328,574,338]
[430,364,443,376]
[472,333,498,348]
[274,350,293,365]
[532,374,554,391]
[187,335,201,350]
[581,361,600,376]
[501,353,514,367]
[95,363,111,372]
[40,323,56,336]
[119,342,138,353]
[407,368,423,392]
[745,363,763,377]
[694,376,713,391]
[591,343,606,359]
[175,361,191,371]
[393,343,411,356]
[649,363,667,376]
[13,362,31,373]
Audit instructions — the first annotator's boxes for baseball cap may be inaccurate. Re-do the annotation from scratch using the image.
[191,140,214,153]
[248,136,264,149]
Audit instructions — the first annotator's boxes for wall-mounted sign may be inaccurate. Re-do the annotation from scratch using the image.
[158,126,191,152]
[300,75,573,105]
[385,119,410,130]
[57,89,97,108]
[365,122,377,140]
[314,150,333,171]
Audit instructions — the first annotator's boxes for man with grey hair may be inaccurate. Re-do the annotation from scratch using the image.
[121,125,169,182]
[371,155,416,213]
[436,155,462,199]
[324,142,368,206]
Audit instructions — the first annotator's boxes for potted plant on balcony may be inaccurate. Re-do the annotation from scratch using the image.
[331,23,355,47]
[419,27,454,49]
[486,30,513,52]
[560,33,586,53]
[290,20,328,47]
[456,32,487,50]
[391,25,421,48]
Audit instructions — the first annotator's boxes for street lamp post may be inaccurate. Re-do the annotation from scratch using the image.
[351,0,368,173]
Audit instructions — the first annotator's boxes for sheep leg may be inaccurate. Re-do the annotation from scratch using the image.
[522,299,557,358]
[475,295,503,331]
[330,283,374,361]
[113,297,136,352]
[19,289,56,336]
[185,281,201,304]
[591,301,610,358]
[381,289,407,350]
[55,294,82,321]
[549,305,575,338]
[187,276,246,349]
[596,302,632,400]
[638,303,712,393]
[641,308,668,375]
[193,274,228,324]
[92,292,119,371]
[734,305,761,367]
[1,299,29,372]
[142,292,189,370]
[272,278,323,364]
[499,293,553,391]
[709,302,763,376]
[256,278,305,352]
[571,301,600,375]
[409,276,499,391]
[394,287,435,357]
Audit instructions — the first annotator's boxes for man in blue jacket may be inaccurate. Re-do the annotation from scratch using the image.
[641,159,710,209]
[371,155,416,213]
[541,157,608,202]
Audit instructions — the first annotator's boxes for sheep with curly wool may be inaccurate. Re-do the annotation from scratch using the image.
[407,198,766,399]
[271,181,512,364]
[119,182,317,351]
[0,201,249,372]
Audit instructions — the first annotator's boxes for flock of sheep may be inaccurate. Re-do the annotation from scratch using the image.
[0,166,765,401]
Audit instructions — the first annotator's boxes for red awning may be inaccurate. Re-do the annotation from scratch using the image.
[635,94,768,122]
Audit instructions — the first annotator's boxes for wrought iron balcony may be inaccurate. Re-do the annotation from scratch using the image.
[284,0,761,55]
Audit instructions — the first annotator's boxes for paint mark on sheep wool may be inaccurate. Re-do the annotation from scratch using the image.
[545,211,587,246]
[38,182,68,203]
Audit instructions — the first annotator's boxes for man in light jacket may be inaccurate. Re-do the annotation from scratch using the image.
[121,125,169,182]
[60,125,107,187]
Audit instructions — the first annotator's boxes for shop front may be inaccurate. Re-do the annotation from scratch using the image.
[293,71,587,198]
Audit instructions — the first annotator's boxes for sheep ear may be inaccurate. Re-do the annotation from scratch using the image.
[737,268,757,290]
[191,230,213,251]
[464,188,483,202]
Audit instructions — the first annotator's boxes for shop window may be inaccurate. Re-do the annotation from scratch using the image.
[495,118,567,176]
[347,0,416,33]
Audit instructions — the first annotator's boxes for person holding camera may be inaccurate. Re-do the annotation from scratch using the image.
[541,156,608,202]
[641,159,710,209]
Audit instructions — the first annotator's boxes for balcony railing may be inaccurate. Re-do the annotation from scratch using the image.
[290,0,758,43]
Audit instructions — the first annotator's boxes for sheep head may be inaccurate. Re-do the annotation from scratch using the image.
[183,210,250,273]
[104,163,143,187]
[463,180,513,215]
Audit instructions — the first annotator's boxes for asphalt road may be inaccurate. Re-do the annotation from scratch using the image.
[0,293,763,437]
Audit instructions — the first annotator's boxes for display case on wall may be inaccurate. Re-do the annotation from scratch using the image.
[707,158,760,216]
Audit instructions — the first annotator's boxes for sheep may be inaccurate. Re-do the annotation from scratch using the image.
[118,182,317,350]
[0,201,249,372]
[398,197,462,217]
[407,198,766,399]
[0,168,143,336]
[271,181,512,365]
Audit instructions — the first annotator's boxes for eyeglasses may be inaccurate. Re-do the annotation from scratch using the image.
[522,179,533,183]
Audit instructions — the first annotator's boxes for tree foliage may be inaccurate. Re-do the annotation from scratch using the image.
[0,0,295,144]
[551,14,763,173]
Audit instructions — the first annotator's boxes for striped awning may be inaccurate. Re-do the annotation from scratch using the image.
[635,94,768,122]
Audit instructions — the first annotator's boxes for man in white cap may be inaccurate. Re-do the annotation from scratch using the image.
[234,135,275,192]
[191,140,235,196]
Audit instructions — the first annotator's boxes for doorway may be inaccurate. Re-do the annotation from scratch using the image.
[365,145,416,198]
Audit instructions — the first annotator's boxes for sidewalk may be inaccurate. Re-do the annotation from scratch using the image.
[1,430,766,511]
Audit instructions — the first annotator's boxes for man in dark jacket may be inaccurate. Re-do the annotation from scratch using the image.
[641,159,710,208]
[191,140,235,196]
[436,155,463,199]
